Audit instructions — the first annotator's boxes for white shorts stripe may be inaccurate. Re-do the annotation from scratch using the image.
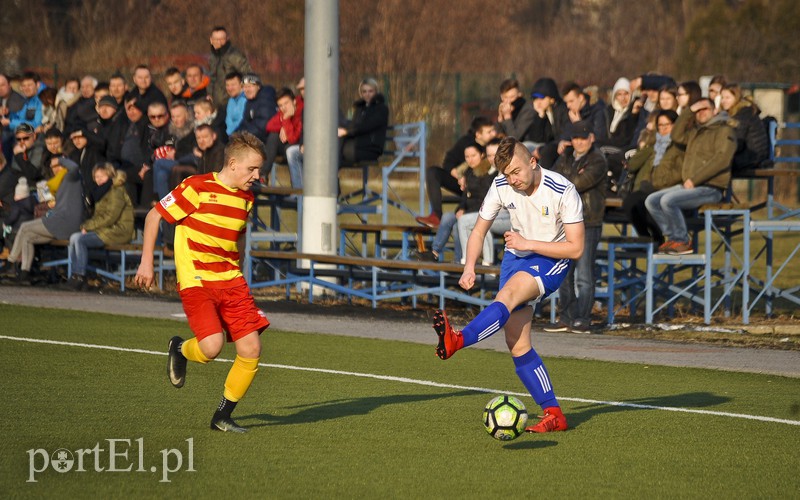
[546,259,570,276]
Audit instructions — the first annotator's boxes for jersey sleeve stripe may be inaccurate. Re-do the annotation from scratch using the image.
[155,203,178,224]
[495,177,508,187]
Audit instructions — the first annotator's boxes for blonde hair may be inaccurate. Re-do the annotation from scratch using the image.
[224,131,265,167]
[92,161,127,184]
[359,77,379,95]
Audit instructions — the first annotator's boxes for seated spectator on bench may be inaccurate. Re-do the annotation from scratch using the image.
[67,128,103,193]
[497,78,536,149]
[629,73,676,150]
[261,87,303,184]
[538,82,607,169]
[1,177,35,261]
[183,64,210,107]
[224,72,247,138]
[708,75,727,112]
[635,83,680,157]
[11,123,47,185]
[597,77,638,152]
[164,67,189,105]
[168,124,225,191]
[152,101,196,200]
[416,116,497,228]
[645,98,736,255]
[456,138,510,265]
[338,78,389,166]
[15,72,44,133]
[193,99,226,143]
[2,156,83,284]
[131,65,168,113]
[0,153,17,227]
[676,81,702,116]
[419,143,496,264]
[239,73,276,144]
[622,110,683,246]
[719,83,770,172]
[1,73,26,163]
[67,162,134,290]
[530,77,569,168]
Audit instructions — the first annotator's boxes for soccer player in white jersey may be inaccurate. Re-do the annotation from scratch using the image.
[433,137,585,433]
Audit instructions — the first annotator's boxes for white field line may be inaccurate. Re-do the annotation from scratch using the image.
[2,334,799,427]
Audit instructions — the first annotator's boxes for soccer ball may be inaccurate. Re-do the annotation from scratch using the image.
[483,395,528,441]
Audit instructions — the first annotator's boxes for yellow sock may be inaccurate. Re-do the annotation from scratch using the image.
[180,338,211,364]
[223,355,260,402]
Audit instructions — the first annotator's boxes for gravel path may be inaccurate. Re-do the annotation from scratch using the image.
[1,285,798,378]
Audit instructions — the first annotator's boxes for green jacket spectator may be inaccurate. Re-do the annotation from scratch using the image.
[82,169,135,244]
[671,106,735,190]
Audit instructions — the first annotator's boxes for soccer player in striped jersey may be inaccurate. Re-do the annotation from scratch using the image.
[135,132,270,433]
[433,137,585,433]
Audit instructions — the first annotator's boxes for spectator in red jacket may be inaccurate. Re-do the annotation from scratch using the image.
[261,87,303,184]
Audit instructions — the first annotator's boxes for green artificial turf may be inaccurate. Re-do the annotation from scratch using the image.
[1,304,798,498]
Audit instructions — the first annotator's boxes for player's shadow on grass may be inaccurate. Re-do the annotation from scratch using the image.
[566,391,731,429]
[503,440,558,450]
[241,390,477,427]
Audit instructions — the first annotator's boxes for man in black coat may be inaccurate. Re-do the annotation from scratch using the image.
[239,73,276,143]
[132,65,168,112]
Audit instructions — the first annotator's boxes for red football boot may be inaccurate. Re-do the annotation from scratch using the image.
[525,406,568,433]
[433,309,463,360]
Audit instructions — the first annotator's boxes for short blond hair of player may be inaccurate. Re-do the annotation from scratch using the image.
[135,131,269,433]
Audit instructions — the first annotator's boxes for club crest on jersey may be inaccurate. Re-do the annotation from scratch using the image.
[160,193,175,209]
[505,202,517,210]
[541,206,550,216]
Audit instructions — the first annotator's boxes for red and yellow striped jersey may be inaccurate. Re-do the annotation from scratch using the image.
[156,172,253,291]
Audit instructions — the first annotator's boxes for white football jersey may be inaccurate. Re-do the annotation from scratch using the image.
[478,167,583,257]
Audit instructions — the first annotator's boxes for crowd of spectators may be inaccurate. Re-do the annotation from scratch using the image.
[0,22,777,310]
[414,72,772,333]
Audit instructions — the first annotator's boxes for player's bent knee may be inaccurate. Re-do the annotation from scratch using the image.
[199,336,224,359]
[235,332,262,358]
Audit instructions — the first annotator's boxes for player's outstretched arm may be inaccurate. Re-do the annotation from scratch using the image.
[134,208,164,289]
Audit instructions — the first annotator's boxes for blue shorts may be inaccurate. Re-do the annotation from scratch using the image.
[499,252,571,303]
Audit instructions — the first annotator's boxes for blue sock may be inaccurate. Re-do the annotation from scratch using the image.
[513,349,559,410]
[461,302,510,348]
